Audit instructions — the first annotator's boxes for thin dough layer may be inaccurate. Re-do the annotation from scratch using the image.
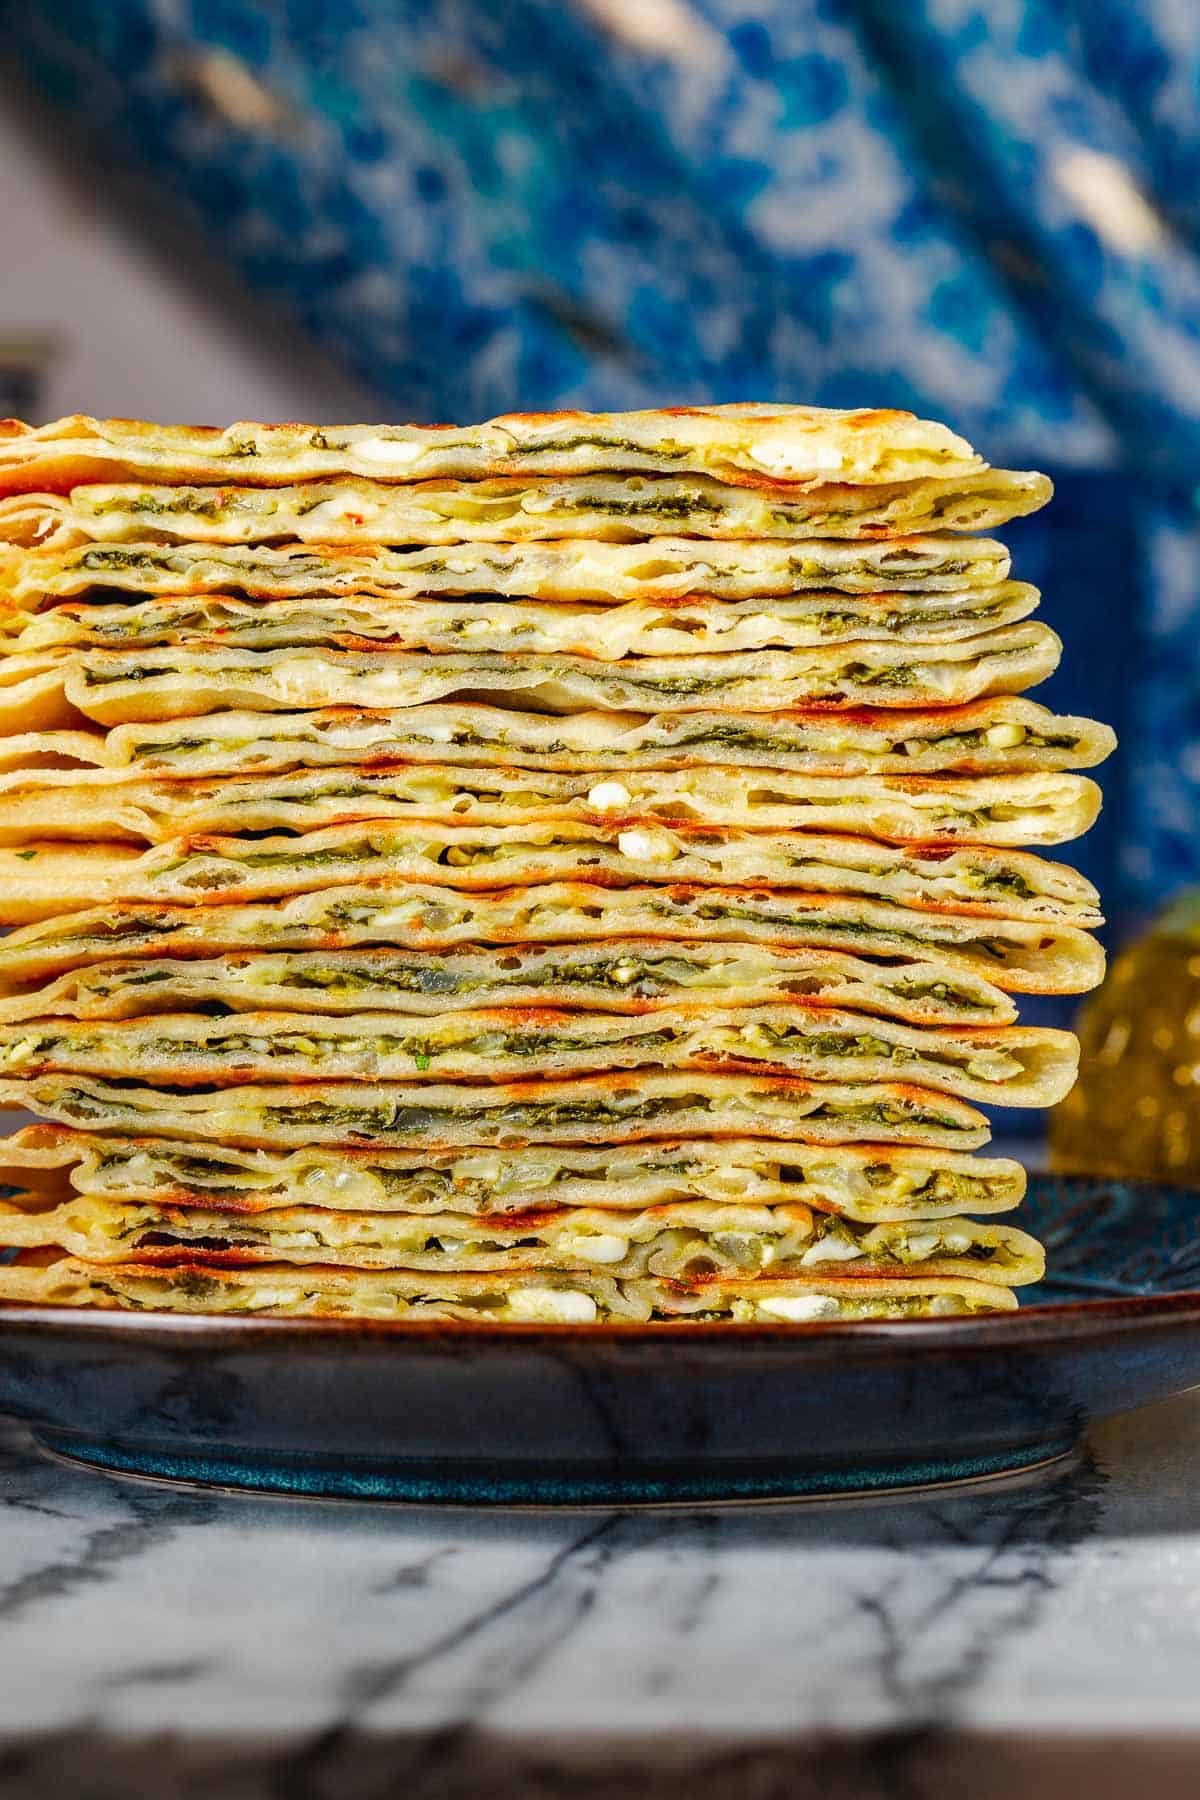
[0,1125,1028,1221]
[0,405,985,493]
[0,1254,1018,1321]
[0,885,1106,995]
[0,765,1102,849]
[0,469,1051,548]
[0,1005,1079,1106]
[0,1071,996,1152]
[0,825,1104,927]
[0,1192,1045,1283]
[0,626,1062,734]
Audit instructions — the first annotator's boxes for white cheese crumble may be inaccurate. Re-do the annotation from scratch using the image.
[940,1233,973,1255]
[617,828,677,863]
[508,1287,598,1323]
[757,1294,841,1322]
[551,1232,629,1265]
[354,437,428,467]
[587,780,632,811]
[748,435,842,477]
[799,1236,865,1266]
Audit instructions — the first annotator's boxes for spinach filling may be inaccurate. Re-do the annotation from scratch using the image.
[1,900,1029,979]
[81,662,173,686]
[264,955,728,998]
[972,870,1040,900]
[679,901,1014,963]
[839,664,920,689]
[81,1147,1002,1211]
[94,495,235,524]
[77,549,163,574]
[590,495,721,522]
[526,434,685,459]
[619,674,739,696]
[125,1026,685,1064]
[215,957,988,1011]
[789,553,969,580]
[876,603,1002,631]
[230,841,387,872]
[20,1021,1003,1076]
[123,716,1081,767]
[259,1094,965,1136]
[130,737,212,761]
[45,1083,967,1138]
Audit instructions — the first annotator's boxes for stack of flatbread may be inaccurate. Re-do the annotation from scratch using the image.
[0,405,1112,1324]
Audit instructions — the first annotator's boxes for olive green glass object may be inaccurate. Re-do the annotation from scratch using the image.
[1051,894,1200,1180]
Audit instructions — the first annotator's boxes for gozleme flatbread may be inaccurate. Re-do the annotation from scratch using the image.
[4,583,1042,656]
[0,629,1062,733]
[0,1254,1017,1320]
[0,1125,1027,1220]
[0,765,1101,849]
[0,827,1103,930]
[0,535,1010,612]
[0,826,1103,927]
[0,406,984,493]
[0,1070,995,1151]
[0,698,1116,779]
[0,884,1105,995]
[0,941,1018,1027]
[0,1191,1044,1284]
[0,1006,1078,1105]
[0,469,1051,550]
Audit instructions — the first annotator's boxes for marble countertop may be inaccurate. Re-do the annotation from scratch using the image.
[3,1387,1200,1798]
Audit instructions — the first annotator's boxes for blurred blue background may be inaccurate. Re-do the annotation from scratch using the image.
[0,0,1198,946]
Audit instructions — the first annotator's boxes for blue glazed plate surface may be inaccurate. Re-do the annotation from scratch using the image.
[1,1175,1199,1505]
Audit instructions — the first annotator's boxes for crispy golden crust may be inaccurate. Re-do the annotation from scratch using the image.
[0,629,1063,736]
[0,1187,1046,1284]
[0,1004,1079,1105]
[0,1252,1019,1320]
[0,534,1012,610]
[3,583,1043,657]
[0,698,1116,784]
[0,406,984,494]
[0,884,1106,996]
[0,469,1051,551]
[0,1070,995,1152]
[0,1124,1028,1220]
[0,940,1020,1028]
[0,824,1103,927]
[0,765,1102,850]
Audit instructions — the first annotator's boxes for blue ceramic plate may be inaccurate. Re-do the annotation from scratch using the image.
[2,1174,1200,1505]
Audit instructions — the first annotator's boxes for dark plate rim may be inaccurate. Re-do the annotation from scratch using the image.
[4,1286,1200,1353]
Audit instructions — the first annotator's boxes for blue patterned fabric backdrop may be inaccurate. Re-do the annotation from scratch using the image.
[2,0,1199,926]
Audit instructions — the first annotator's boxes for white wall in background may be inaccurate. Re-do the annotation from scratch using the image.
[0,91,378,424]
